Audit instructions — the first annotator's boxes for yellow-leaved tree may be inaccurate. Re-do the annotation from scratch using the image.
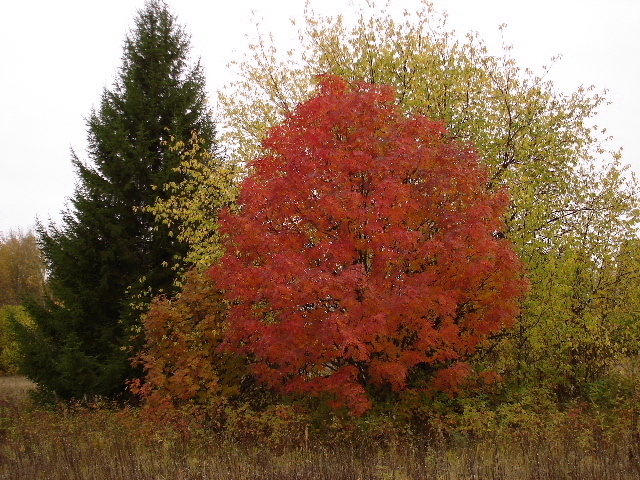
[131,131,250,422]
[216,0,640,406]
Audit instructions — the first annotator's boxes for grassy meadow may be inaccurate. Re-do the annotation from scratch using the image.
[2,376,640,479]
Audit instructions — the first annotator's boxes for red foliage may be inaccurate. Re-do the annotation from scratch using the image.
[131,269,247,423]
[212,75,527,415]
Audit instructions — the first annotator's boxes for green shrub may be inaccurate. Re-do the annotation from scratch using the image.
[0,306,31,375]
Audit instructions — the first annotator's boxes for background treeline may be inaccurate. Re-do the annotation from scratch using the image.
[0,230,45,374]
[2,0,640,445]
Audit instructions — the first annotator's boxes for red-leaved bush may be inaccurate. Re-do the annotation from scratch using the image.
[131,269,247,424]
[212,75,527,415]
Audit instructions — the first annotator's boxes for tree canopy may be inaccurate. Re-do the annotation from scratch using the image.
[212,75,527,415]
[216,2,640,401]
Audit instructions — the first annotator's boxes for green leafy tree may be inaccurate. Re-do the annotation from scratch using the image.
[14,0,217,401]
[218,2,639,401]
[493,166,640,400]
[0,306,32,375]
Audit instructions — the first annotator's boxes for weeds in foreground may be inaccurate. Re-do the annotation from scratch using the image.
[1,377,640,479]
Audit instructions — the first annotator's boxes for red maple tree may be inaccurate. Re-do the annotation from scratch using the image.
[212,75,527,414]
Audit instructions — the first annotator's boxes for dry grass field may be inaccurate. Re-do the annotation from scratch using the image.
[1,376,640,479]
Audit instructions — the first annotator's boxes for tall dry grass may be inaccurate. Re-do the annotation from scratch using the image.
[1,376,640,479]
[0,375,35,400]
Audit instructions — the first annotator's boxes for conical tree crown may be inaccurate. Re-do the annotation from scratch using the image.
[16,0,216,401]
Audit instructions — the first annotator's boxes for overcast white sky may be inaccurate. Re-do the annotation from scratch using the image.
[1,0,638,233]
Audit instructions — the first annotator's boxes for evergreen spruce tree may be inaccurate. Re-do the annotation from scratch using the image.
[15,0,216,401]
